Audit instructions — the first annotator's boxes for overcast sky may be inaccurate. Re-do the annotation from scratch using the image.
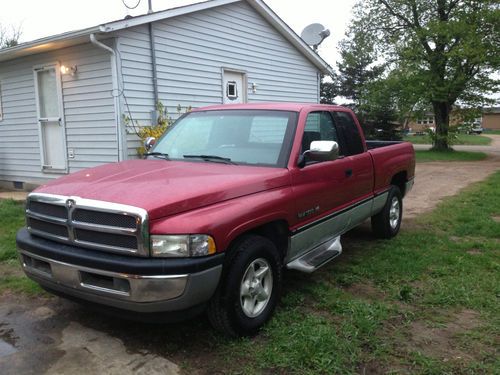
[0,0,357,69]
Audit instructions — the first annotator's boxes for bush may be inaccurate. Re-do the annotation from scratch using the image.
[124,102,191,157]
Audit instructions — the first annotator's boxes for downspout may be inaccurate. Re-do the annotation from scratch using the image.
[149,23,159,111]
[148,0,159,122]
[90,33,124,162]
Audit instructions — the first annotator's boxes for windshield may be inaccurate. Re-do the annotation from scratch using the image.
[150,110,298,167]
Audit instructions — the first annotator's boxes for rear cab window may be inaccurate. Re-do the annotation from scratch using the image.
[332,111,365,156]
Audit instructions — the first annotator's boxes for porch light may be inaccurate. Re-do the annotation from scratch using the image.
[60,65,77,76]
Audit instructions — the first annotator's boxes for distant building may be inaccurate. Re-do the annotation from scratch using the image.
[482,107,500,130]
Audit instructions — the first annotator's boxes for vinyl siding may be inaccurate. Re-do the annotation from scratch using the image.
[118,1,320,158]
[0,42,117,184]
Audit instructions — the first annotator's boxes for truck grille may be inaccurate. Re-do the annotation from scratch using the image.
[26,194,149,256]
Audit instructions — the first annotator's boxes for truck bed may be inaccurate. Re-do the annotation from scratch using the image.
[367,141,416,194]
[366,140,405,149]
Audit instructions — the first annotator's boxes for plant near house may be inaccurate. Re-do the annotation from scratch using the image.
[124,102,191,157]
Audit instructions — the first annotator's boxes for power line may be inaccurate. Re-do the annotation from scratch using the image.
[122,0,141,10]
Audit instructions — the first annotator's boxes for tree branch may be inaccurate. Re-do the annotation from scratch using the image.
[378,0,414,27]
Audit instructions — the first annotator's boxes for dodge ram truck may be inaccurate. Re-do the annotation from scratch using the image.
[16,103,415,336]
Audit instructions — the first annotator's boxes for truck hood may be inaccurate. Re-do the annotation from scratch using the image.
[35,160,290,220]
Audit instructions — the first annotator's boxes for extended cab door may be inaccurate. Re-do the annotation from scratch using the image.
[288,111,355,260]
[331,110,374,230]
[288,109,375,261]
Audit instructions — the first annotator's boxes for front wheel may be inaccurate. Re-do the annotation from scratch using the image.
[207,235,282,337]
[371,186,403,238]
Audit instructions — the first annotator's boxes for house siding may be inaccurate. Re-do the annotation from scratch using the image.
[118,1,320,157]
[0,42,117,184]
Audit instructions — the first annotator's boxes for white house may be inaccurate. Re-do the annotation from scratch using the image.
[0,0,332,189]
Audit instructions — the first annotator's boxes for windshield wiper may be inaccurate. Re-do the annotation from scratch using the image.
[145,152,170,160]
[183,154,236,164]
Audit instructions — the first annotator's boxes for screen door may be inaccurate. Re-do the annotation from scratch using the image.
[34,65,67,171]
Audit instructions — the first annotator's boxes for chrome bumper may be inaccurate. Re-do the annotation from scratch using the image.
[19,250,222,313]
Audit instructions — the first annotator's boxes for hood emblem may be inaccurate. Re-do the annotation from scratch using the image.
[66,199,75,209]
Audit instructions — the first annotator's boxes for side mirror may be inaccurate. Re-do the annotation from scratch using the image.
[299,140,339,167]
[144,137,156,151]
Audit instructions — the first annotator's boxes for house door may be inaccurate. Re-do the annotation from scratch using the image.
[222,70,247,104]
[34,64,67,172]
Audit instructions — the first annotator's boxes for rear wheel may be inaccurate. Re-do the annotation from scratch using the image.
[371,186,403,238]
[207,235,282,337]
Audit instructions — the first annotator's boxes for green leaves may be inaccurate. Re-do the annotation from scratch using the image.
[338,0,500,149]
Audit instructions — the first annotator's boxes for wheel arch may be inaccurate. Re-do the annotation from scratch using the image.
[390,171,408,196]
[225,220,290,262]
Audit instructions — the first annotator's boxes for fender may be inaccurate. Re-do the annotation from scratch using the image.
[149,186,294,252]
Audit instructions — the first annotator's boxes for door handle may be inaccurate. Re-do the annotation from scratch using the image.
[345,169,353,177]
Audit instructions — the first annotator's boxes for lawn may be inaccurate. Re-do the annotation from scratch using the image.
[404,134,492,145]
[415,150,488,162]
[484,130,500,135]
[1,173,499,374]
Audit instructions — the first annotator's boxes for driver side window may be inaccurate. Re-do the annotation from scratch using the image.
[302,111,342,154]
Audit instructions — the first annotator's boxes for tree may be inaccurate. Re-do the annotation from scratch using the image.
[319,76,339,104]
[346,0,499,150]
[337,29,385,103]
[336,26,405,140]
[0,24,21,49]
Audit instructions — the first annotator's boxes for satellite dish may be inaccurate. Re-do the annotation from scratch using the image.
[301,23,331,50]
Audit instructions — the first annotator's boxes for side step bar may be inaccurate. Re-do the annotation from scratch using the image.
[286,236,342,273]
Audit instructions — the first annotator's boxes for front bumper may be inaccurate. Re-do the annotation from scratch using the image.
[16,228,224,313]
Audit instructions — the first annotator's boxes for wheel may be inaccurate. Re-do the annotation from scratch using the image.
[371,186,403,239]
[207,235,282,337]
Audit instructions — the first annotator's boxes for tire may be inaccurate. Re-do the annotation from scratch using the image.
[371,186,403,239]
[207,235,282,337]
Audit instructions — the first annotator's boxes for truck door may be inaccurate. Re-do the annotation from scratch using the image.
[289,111,353,257]
[331,110,375,229]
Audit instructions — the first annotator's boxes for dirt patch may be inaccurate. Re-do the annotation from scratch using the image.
[466,249,482,255]
[491,216,500,223]
[405,309,483,362]
[404,156,500,219]
[345,282,385,302]
[0,263,24,279]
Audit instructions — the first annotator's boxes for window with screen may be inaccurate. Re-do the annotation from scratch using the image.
[333,111,364,156]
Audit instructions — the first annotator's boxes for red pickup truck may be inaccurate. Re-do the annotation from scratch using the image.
[16,103,415,336]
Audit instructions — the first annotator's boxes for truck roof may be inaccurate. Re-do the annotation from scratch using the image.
[191,103,348,112]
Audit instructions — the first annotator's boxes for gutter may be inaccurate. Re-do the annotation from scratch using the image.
[90,34,125,162]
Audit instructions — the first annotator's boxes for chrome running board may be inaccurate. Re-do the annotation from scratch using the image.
[286,236,342,273]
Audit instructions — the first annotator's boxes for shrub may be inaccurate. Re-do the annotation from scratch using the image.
[124,102,191,157]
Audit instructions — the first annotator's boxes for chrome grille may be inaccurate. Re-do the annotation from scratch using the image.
[73,208,137,229]
[26,193,149,256]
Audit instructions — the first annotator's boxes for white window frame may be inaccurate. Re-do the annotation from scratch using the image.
[221,67,248,103]
[33,62,68,173]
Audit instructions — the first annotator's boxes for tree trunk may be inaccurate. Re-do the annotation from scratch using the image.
[432,101,452,151]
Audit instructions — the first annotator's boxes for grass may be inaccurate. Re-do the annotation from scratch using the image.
[1,174,499,374]
[0,199,26,261]
[404,134,492,145]
[484,129,500,135]
[0,199,42,294]
[415,150,488,162]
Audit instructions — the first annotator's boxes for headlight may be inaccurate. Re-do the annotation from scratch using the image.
[150,234,216,257]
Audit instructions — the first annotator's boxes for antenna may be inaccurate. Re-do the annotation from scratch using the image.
[301,23,331,51]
